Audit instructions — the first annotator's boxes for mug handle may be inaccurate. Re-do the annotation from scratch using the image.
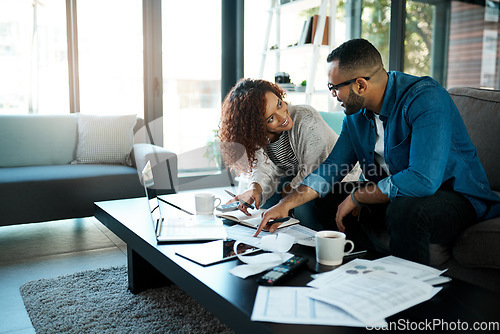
[214,197,222,208]
[344,240,355,255]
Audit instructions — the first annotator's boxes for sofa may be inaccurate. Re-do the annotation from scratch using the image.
[438,87,500,292]
[320,86,500,293]
[0,114,178,227]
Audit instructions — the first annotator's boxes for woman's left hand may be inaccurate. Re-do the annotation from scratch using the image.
[226,184,262,216]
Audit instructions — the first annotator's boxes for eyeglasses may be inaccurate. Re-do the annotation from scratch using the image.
[327,76,371,92]
[328,66,383,93]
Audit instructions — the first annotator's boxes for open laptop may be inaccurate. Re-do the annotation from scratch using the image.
[142,161,227,243]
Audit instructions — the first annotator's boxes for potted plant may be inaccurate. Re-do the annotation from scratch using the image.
[295,80,306,92]
[203,129,221,169]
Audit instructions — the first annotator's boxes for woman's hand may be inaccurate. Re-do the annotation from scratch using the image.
[226,183,262,216]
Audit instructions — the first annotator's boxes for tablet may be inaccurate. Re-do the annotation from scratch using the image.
[175,239,261,266]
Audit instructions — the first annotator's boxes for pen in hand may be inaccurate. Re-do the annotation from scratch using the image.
[267,216,290,225]
[262,217,291,231]
[225,190,255,210]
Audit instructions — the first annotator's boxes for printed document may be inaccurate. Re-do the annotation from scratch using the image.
[251,286,383,327]
[251,257,444,327]
[372,255,447,281]
[308,257,445,289]
[307,270,441,325]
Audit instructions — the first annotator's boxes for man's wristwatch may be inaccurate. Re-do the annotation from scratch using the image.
[350,186,363,208]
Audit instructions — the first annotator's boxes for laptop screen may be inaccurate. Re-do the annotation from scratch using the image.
[142,160,163,234]
[140,160,227,243]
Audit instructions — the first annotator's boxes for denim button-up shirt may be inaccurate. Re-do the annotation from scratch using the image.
[303,71,500,221]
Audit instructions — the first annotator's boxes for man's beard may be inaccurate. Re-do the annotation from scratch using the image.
[343,86,365,115]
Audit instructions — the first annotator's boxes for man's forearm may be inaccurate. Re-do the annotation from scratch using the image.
[278,184,320,211]
[353,183,389,205]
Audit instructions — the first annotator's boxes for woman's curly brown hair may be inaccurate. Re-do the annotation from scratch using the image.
[218,78,286,174]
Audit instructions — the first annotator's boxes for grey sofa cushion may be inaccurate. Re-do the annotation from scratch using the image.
[453,217,500,269]
[0,164,144,226]
[448,87,500,191]
[0,114,78,167]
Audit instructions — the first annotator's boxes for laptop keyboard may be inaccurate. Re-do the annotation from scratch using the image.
[160,217,220,237]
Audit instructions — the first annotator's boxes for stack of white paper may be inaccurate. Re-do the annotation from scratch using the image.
[251,256,446,327]
[251,286,382,327]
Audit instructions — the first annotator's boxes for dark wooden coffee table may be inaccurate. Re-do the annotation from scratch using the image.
[94,187,500,334]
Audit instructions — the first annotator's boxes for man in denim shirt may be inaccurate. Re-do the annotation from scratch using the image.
[256,39,500,265]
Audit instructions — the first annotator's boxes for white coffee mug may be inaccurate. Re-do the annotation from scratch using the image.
[194,193,221,215]
[315,230,355,266]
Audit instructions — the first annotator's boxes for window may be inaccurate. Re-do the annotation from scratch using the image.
[0,0,69,114]
[361,0,391,69]
[77,0,143,116]
[162,0,222,175]
[404,1,434,77]
[447,0,500,89]
[244,0,273,78]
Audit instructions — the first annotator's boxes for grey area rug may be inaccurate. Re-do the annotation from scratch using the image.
[19,266,234,333]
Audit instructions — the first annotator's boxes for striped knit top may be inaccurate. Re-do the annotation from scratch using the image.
[265,131,299,174]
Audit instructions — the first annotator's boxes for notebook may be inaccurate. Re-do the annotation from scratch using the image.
[215,208,300,230]
[141,161,227,243]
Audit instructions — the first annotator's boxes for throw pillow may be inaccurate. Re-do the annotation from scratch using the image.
[72,114,136,166]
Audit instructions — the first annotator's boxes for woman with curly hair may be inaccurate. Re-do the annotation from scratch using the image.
[218,78,338,229]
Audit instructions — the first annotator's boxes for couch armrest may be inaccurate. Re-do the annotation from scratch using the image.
[132,143,178,193]
[453,217,500,269]
[319,111,345,135]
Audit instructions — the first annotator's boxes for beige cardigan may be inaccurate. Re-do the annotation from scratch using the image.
[251,104,338,205]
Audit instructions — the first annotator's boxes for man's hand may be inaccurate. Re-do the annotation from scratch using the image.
[335,195,360,232]
[254,203,290,236]
[336,183,389,231]
[254,203,291,236]
[253,184,319,237]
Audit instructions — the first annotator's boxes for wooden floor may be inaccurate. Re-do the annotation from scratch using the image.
[0,218,127,334]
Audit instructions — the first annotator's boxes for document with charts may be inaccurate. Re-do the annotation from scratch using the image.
[251,286,379,327]
[251,257,443,327]
[306,269,441,325]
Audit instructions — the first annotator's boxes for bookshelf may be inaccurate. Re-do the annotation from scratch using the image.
[259,0,336,111]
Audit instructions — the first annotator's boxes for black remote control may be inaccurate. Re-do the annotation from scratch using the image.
[257,255,308,286]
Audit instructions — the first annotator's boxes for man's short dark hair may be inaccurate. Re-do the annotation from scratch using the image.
[327,38,383,73]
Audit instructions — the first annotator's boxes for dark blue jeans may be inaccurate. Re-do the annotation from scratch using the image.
[386,189,476,264]
[316,182,477,265]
